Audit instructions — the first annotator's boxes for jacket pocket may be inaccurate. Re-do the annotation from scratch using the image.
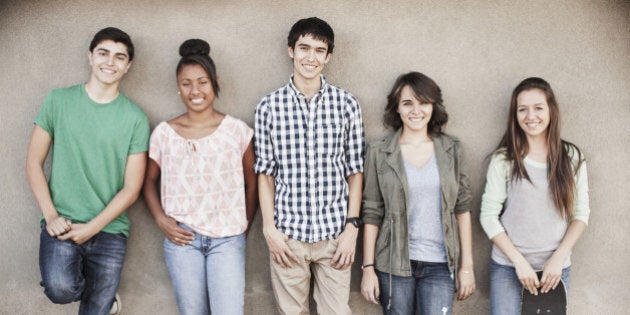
[375,218,391,259]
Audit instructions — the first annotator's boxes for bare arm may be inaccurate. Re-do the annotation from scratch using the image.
[259,173,298,268]
[242,141,258,235]
[331,172,362,269]
[361,223,380,304]
[26,125,71,236]
[142,158,193,245]
[455,211,476,300]
[58,152,147,244]
[540,220,587,293]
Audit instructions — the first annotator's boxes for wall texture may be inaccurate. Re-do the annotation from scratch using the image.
[1,0,628,314]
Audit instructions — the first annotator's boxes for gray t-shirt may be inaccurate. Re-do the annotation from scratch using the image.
[405,155,447,262]
[491,157,570,269]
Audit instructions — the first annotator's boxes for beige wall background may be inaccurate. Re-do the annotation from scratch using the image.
[1,0,628,314]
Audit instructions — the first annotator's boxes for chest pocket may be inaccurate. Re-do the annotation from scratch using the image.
[377,161,406,215]
[316,121,344,156]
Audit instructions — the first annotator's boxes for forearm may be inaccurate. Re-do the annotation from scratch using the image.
[88,152,146,233]
[26,162,58,222]
[362,224,379,265]
[142,178,169,224]
[492,232,528,265]
[346,172,363,218]
[258,174,276,230]
[551,220,587,261]
[243,142,258,228]
[87,186,142,231]
[26,125,58,222]
[456,211,474,269]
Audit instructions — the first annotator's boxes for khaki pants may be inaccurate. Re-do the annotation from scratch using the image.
[270,238,352,315]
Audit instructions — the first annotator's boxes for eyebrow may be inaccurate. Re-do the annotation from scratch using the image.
[297,43,327,50]
[96,48,128,58]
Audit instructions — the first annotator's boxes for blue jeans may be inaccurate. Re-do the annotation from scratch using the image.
[164,224,245,315]
[490,260,571,315]
[39,227,126,315]
[376,261,455,315]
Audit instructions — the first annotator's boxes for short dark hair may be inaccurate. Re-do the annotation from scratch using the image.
[287,17,335,54]
[176,39,220,97]
[383,72,448,135]
[89,27,135,61]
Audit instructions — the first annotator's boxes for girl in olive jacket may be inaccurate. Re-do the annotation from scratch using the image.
[360,72,475,315]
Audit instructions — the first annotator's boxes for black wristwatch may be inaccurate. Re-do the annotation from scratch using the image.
[345,217,363,228]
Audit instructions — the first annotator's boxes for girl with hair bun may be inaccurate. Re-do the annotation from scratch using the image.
[143,39,257,315]
[480,77,590,314]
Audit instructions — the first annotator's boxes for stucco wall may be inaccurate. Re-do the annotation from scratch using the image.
[1,0,628,314]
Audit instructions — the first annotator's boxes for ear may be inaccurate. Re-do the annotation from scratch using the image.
[288,46,294,59]
[124,61,132,74]
[324,53,331,64]
[87,51,93,66]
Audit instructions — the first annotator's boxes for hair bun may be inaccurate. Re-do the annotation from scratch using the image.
[179,39,210,57]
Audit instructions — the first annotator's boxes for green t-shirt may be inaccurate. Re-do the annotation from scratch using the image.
[34,84,150,236]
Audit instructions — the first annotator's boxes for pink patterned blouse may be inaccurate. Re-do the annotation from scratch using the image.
[149,115,254,237]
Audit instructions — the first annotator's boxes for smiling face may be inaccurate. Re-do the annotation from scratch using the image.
[177,64,216,113]
[88,40,131,86]
[288,34,330,84]
[397,85,433,134]
[516,88,550,141]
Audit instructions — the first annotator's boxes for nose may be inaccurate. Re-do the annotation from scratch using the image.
[191,83,200,95]
[306,49,315,60]
[526,109,535,119]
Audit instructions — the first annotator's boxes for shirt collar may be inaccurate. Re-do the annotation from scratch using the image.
[287,74,328,98]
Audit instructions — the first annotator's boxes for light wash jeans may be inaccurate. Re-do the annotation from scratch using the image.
[376,261,455,315]
[164,223,245,315]
[39,226,126,315]
[490,260,571,315]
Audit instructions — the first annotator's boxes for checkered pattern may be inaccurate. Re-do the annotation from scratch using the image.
[255,76,365,243]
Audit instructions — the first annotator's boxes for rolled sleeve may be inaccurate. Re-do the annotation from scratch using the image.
[454,141,472,214]
[344,97,365,176]
[361,143,384,226]
[479,153,509,239]
[254,98,277,176]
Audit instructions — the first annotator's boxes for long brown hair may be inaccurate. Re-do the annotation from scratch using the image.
[497,77,584,219]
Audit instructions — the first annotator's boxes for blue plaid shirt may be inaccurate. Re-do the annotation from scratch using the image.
[254,76,365,243]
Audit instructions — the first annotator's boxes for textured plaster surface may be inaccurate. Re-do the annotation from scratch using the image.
[1,0,628,314]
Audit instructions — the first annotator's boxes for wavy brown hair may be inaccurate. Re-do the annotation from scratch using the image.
[497,77,583,219]
[383,72,448,136]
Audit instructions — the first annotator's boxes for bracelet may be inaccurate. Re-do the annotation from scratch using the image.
[361,264,375,270]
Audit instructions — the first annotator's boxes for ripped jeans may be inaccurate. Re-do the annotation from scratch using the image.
[376,261,454,315]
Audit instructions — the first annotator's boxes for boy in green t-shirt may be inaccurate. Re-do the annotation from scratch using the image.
[26,27,149,315]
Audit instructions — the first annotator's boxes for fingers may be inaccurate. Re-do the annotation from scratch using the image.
[271,248,299,268]
[46,217,72,237]
[521,277,539,296]
[540,273,561,293]
[457,285,475,300]
[167,226,195,246]
[331,251,355,269]
[361,274,380,304]
[361,285,380,304]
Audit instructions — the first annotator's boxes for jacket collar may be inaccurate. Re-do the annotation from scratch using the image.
[380,129,456,208]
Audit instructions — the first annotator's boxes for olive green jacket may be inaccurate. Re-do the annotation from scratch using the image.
[361,130,472,280]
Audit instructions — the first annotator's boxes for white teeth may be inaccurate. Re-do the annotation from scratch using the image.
[101,69,115,74]
[191,98,204,104]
